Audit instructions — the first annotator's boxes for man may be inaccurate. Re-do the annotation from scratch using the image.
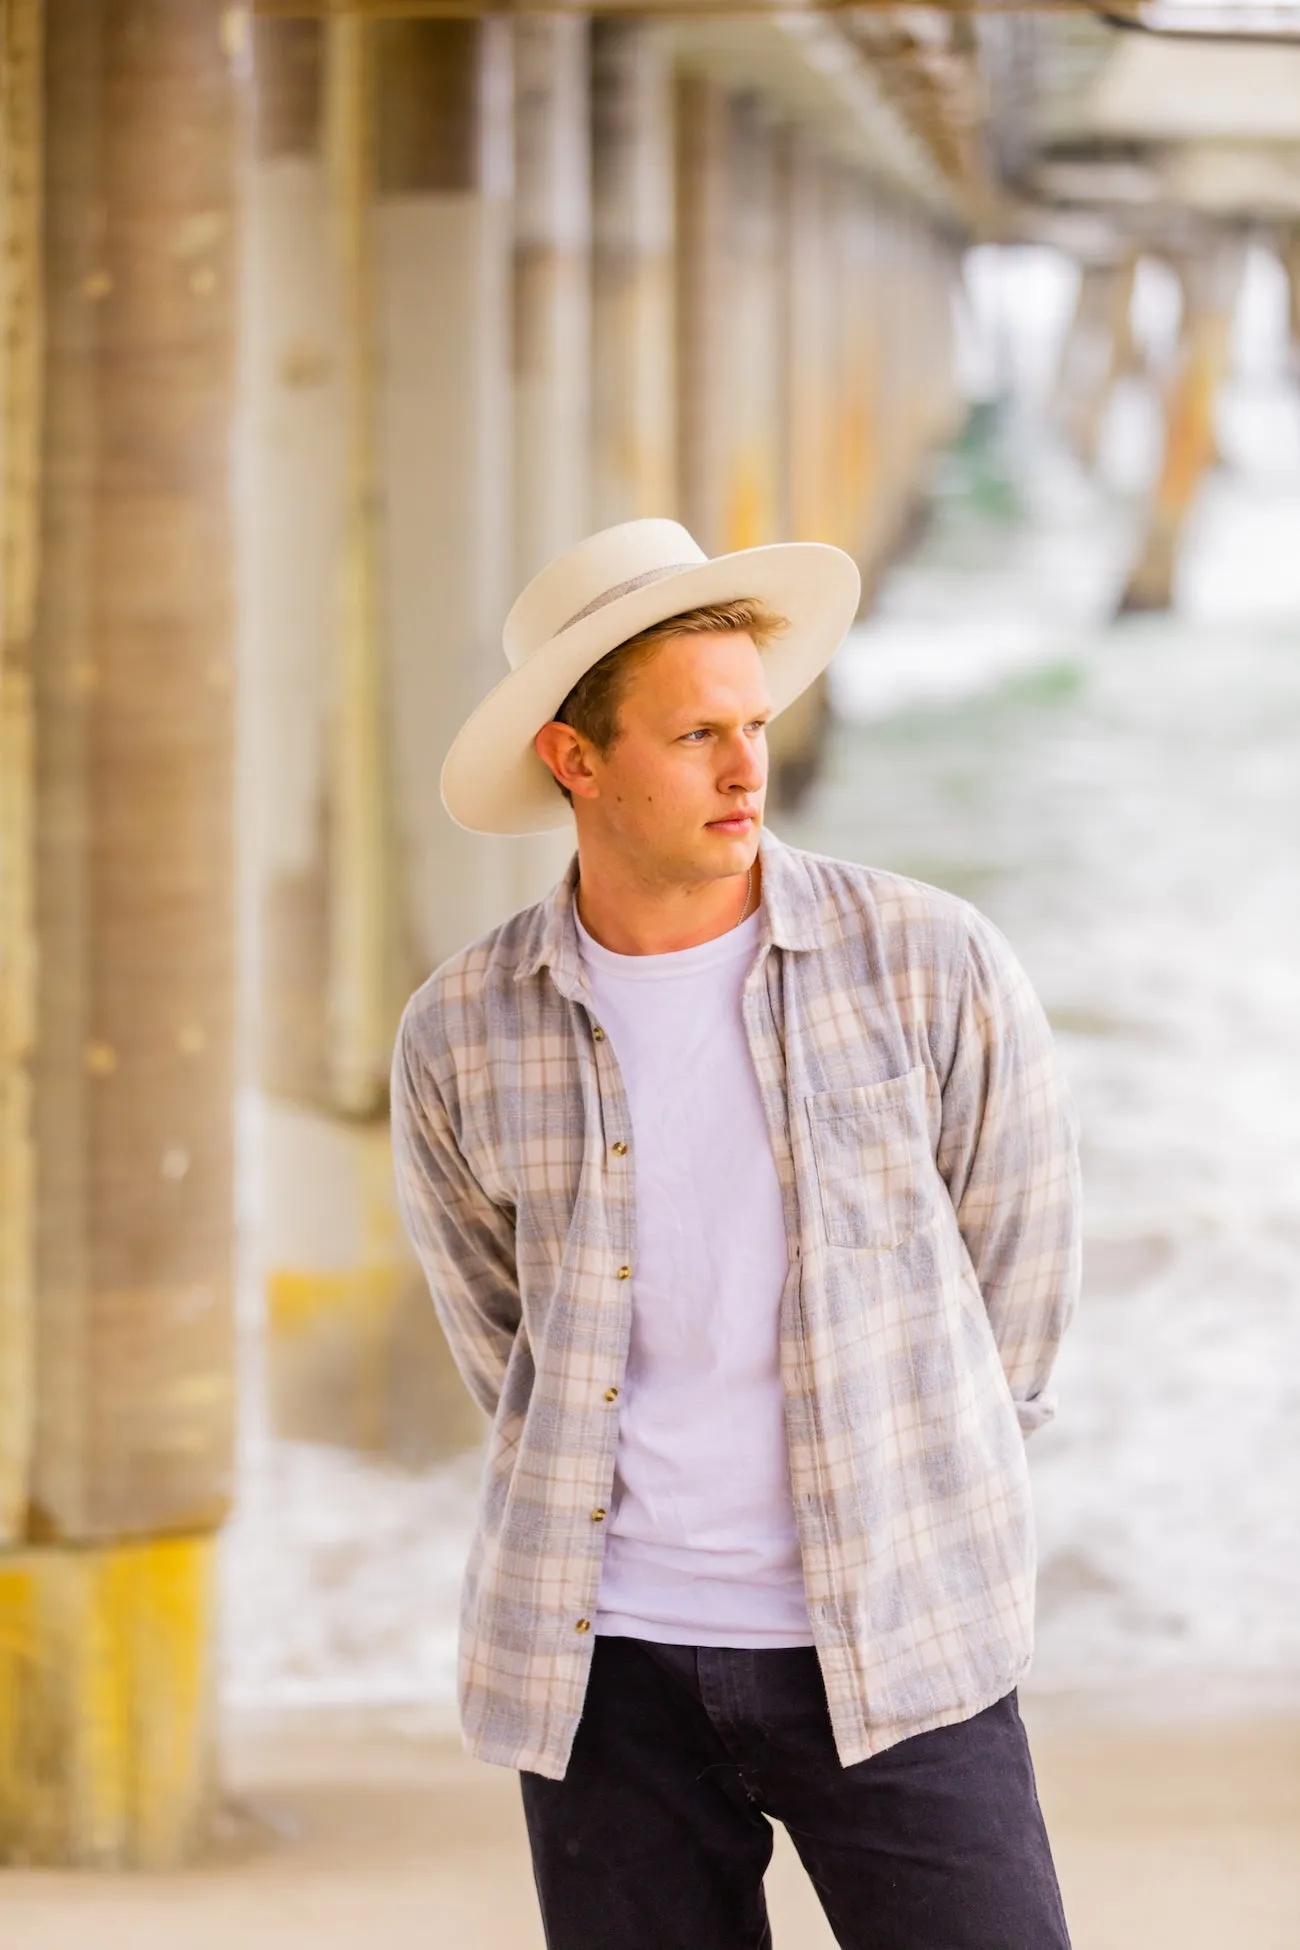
[392,517,1080,1949]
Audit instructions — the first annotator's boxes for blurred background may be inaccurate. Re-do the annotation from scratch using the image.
[1,0,1299,1941]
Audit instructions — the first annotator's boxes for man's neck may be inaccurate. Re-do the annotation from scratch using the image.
[574,848,760,958]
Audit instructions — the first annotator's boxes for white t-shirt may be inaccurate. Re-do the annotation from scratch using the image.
[576,900,814,1647]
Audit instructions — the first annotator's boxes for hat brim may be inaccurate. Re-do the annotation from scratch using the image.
[440,541,862,835]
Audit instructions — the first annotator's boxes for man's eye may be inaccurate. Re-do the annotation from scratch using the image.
[681,729,709,743]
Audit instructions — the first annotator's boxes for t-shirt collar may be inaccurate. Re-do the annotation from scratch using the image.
[516,824,819,1001]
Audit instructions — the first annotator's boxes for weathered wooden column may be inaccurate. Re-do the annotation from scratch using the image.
[510,14,587,904]
[590,19,675,528]
[1120,242,1245,614]
[375,19,516,970]
[0,0,245,1867]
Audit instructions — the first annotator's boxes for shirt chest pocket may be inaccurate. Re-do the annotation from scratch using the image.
[805,1067,933,1251]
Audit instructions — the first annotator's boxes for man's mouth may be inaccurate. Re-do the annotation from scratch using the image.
[706,811,757,833]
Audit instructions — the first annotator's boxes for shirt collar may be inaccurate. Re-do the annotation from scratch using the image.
[515,849,587,999]
[514,823,820,996]
[755,825,822,952]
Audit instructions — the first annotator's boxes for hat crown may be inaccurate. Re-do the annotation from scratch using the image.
[503,519,707,670]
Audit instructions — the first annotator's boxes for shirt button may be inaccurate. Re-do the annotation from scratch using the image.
[611,1141,627,1157]
[617,1264,631,1280]
[604,1386,619,1402]
[592,1026,605,1042]
[575,1617,591,1633]
[591,1508,606,1522]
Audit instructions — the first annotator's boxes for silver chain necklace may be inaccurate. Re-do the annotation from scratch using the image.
[736,860,759,928]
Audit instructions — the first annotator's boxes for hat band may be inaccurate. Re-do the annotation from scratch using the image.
[555,562,699,637]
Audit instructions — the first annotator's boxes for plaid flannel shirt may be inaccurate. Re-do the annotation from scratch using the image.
[391,828,1081,1780]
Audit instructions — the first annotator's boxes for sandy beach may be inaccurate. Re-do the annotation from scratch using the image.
[4,1700,1297,1948]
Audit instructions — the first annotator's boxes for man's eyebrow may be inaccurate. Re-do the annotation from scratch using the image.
[672,707,773,729]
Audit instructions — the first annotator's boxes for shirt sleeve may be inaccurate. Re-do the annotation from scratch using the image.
[935,907,1082,1436]
[390,1004,521,1421]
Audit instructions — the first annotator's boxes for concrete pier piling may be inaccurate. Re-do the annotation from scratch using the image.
[0,0,41,1550]
[374,18,516,970]
[674,72,732,560]
[590,21,676,528]
[832,172,875,570]
[509,13,588,904]
[674,77,784,558]
[323,12,392,1124]
[242,16,488,1473]
[30,0,242,1550]
[784,131,839,558]
[722,92,782,555]
[371,18,522,1449]
[772,134,843,800]
[242,18,340,1118]
[512,13,590,592]
[2,0,245,1866]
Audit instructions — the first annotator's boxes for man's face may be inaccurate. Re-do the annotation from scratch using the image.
[578,629,771,885]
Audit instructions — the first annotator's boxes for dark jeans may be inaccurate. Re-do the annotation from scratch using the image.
[520,1637,1070,1950]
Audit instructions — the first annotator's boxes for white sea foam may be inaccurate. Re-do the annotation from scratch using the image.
[787,402,1300,1706]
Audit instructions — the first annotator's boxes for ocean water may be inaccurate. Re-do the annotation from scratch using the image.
[221,405,1300,1715]
[784,411,1300,1703]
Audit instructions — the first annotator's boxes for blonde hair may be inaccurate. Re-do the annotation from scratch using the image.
[550,598,788,802]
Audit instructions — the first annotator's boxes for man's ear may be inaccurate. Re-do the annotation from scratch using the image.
[534,720,600,803]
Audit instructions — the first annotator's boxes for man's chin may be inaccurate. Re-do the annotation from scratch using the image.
[694,820,762,887]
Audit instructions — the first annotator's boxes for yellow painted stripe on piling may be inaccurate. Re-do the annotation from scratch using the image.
[268,1262,404,1337]
[268,1262,405,1452]
[0,1560,42,1856]
[0,1534,214,1868]
[115,1535,213,1867]
[73,1545,131,1865]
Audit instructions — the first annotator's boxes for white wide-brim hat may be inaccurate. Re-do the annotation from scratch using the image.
[440,517,862,835]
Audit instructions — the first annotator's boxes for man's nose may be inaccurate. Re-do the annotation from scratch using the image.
[722,732,765,791]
